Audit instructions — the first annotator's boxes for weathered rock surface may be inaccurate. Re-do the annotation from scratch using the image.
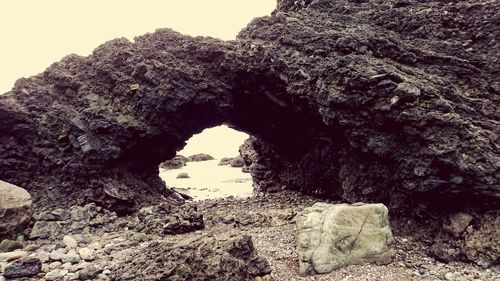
[219,157,234,166]
[186,153,215,162]
[159,155,187,170]
[0,180,33,240]
[218,156,245,168]
[0,240,23,253]
[0,0,498,265]
[296,202,394,275]
[3,257,41,278]
[111,234,271,281]
[29,202,203,240]
[431,211,500,268]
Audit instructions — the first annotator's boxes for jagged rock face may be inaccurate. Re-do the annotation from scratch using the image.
[0,0,498,216]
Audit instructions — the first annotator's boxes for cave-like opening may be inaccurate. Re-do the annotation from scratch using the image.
[158,125,254,201]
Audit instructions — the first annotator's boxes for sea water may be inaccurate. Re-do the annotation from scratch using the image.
[159,159,253,201]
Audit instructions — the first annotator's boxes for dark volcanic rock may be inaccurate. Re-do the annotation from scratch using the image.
[0,0,499,265]
[135,203,204,235]
[3,257,42,278]
[111,234,271,281]
[218,156,246,168]
[186,153,215,162]
[29,202,203,240]
[218,157,234,166]
[159,155,187,170]
[176,172,190,179]
[230,156,245,168]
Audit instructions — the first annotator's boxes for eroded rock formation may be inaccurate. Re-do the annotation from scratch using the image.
[0,0,498,261]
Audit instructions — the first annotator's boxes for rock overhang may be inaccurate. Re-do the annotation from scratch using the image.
[0,0,497,217]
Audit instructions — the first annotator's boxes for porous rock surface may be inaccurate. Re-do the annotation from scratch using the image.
[0,0,498,264]
[111,234,271,281]
[296,202,394,275]
[29,202,203,240]
[0,180,33,240]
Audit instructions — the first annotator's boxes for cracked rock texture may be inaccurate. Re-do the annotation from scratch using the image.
[0,0,498,264]
[296,202,394,275]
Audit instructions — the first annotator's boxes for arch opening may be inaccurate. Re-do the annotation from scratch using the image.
[158,125,254,201]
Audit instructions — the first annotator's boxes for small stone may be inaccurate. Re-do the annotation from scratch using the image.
[103,244,116,254]
[129,84,140,91]
[79,264,102,280]
[63,235,78,249]
[0,239,24,253]
[0,250,28,262]
[62,262,73,270]
[36,249,50,262]
[97,273,110,280]
[24,244,39,252]
[3,257,41,278]
[445,272,454,280]
[65,272,79,280]
[1,261,8,271]
[88,242,101,250]
[78,247,95,261]
[444,212,473,238]
[102,269,111,275]
[49,261,62,270]
[41,263,50,273]
[45,269,68,281]
[61,250,81,264]
[50,248,67,261]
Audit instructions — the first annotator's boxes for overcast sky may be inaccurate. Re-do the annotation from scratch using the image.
[0,0,275,94]
[0,1,275,156]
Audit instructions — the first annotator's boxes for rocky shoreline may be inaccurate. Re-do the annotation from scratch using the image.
[1,191,498,280]
[0,0,498,279]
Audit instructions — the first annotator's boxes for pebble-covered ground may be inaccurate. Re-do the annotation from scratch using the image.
[1,191,498,280]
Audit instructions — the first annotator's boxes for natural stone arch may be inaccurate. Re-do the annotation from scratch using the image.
[0,0,498,217]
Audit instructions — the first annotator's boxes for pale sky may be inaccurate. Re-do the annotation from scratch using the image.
[0,0,275,94]
[0,1,270,156]
[180,125,249,159]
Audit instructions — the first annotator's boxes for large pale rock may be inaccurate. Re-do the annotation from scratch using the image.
[0,180,32,239]
[296,202,394,275]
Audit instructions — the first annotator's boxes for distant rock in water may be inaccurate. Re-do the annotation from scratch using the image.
[159,155,187,170]
[230,156,245,168]
[176,172,190,179]
[218,155,245,168]
[187,153,215,162]
[218,157,234,166]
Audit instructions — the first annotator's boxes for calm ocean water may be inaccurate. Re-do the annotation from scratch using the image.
[159,159,253,201]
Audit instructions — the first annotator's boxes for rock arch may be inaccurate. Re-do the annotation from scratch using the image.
[0,0,498,216]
